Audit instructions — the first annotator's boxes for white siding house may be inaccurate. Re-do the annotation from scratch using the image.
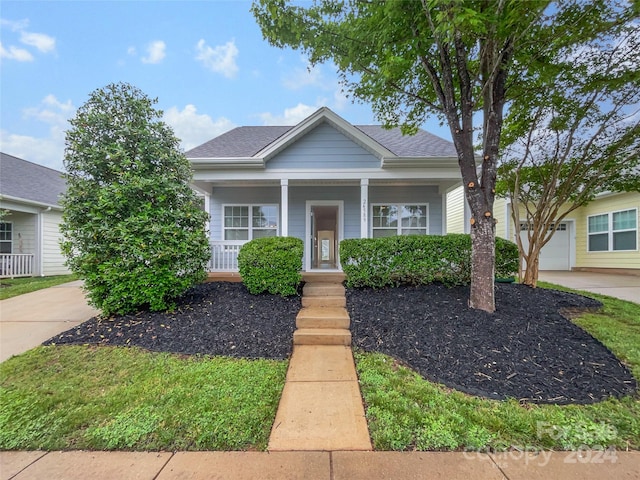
[186,107,463,272]
[0,153,70,277]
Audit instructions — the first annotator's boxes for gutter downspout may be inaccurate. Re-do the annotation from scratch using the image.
[38,207,51,276]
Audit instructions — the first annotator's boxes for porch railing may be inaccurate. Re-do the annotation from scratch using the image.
[0,254,35,278]
[207,241,246,272]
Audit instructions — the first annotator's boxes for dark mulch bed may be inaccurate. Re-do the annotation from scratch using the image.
[45,282,299,360]
[45,281,637,404]
[347,283,637,404]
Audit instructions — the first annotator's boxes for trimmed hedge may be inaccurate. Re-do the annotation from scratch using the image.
[340,234,519,288]
[237,236,304,296]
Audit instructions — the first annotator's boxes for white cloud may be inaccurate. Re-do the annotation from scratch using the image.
[142,40,166,64]
[282,57,324,90]
[20,31,55,53]
[255,103,319,126]
[163,104,235,151]
[127,46,137,56]
[0,18,55,61]
[0,42,33,62]
[0,95,75,171]
[195,39,238,78]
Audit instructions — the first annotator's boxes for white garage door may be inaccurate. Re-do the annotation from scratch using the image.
[519,222,570,270]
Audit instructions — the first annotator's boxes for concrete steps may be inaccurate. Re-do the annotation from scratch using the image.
[294,276,351,346]
[296,307,350,329]
[293,328,352,346]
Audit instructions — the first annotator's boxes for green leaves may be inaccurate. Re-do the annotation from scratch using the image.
[60,82,210,316]
[340,234,518,288]
[237,236,304,296]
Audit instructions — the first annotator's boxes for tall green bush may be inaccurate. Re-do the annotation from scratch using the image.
[340,234,519,288]
[60,82,210,316]
[238,237,303,296]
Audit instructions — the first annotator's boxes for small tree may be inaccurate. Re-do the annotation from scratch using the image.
[498,21,640,287]
[60,82,210,315]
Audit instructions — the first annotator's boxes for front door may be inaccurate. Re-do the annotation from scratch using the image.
[308,202,341,270]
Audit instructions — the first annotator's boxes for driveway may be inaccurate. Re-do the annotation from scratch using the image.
[0,281,99,363]
[538,271,640,304]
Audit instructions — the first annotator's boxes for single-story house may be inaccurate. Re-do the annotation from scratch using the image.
[447,187,639,274]
[186,107,463,273]
[0,152,70,278]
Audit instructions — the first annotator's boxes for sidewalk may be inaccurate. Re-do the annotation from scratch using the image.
[0,281,99,363]
[2,450,639,480]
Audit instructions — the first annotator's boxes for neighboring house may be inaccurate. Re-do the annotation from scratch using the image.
[186,107,462,272]
[0,152,70,278]
[447,187,640,274]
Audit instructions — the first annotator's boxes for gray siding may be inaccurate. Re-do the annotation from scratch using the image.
[42,210,70,276]
[369,185,443,235]
[266,123,380,169]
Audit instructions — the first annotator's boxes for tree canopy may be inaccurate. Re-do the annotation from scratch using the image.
[498,6,640,286]
[61,82,210,315]
[252,0,634,311]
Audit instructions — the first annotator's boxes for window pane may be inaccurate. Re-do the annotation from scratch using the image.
[0,223,11,241]
[372,229,396,238]
[400,205,426,228]
[0,242,11,254]
[373,205,397,228]
[588,233,608,251]
[402,229,426,236]
[588,214,608,233]
[225,229,248,241]
[253,206,278,229]
[613,210,636,231]
[253,229,277,239]
[613,231,637,251]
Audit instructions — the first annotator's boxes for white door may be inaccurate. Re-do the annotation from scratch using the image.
[520,222,571,270]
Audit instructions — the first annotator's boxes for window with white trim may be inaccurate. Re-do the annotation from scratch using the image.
[223,205,278,240]
[588,208,637,252]
[0,222,12,254]
[372,204,428,238]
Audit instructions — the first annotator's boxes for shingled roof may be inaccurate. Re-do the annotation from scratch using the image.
[185,124,457,159]
[0,152,67,207]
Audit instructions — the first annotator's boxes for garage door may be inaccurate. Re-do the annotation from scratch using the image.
[519,222,570,270]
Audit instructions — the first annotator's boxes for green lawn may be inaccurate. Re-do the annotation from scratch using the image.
[355,288,640,451]
[0,274,78,300]
[0,346,287,451]
[0,283,637,452]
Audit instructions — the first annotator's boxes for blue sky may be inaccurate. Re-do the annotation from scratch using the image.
[1,0,453,172]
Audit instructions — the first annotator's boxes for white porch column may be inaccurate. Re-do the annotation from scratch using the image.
[281,179,289,236]
[360,179,369,238]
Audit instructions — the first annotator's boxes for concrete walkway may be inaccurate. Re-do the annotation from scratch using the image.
[2,450,639,480]
[0,280,99,363]
[269,274,372,451]
[538,271,640,304]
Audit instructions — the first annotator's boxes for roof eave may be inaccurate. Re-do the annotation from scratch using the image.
[189,157,265,170]
[381,156,459,168]
[0,194,62,210]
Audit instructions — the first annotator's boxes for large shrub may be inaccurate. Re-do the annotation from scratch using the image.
[238,237,303,296]
[60,82,210,316]
[340,234,519,288]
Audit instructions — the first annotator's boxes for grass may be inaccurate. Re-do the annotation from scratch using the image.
[0,282,637,452]
[0,346,287,451]
[355,288,640,451]
[0,274,78,300]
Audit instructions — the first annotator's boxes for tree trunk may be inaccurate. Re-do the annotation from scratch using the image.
[522,244,541,288]
[469,215,496,312]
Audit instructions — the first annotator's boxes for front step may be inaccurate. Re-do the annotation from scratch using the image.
[296,307,350,329]
[303,282,345,297]
[293,328,351,346]
[302,295,346,308]
[302,272,346,283]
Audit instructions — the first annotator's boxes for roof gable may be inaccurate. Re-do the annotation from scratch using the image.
[185,107,458,170]
[0,152,67,207]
